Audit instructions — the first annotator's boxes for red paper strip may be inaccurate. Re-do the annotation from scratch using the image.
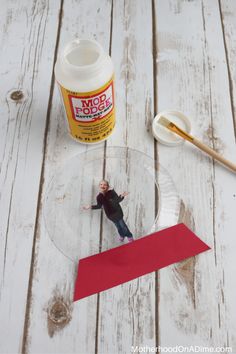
[74,223,210,301]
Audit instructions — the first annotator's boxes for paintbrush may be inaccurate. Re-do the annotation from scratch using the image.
[158,116,236,173]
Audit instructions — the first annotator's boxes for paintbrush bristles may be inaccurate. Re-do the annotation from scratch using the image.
[158,116,171,128]
[158,116,193,142]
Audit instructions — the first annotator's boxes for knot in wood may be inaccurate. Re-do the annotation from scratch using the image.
[10,90,24,101]
[48,300,70,325]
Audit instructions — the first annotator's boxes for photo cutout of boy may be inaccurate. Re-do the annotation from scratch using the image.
[83,180,134,243]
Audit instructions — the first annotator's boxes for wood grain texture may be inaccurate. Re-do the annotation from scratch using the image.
[154,0,236,350]
[217,0,236,349]
[0,1,61,353]
[219,0,236,137]
[22,1,112,353]
[96,1,156,353]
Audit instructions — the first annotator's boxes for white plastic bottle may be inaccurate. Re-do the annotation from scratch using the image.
[54,39,115,144]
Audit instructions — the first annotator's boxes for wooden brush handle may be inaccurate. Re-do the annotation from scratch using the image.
[192,138,236,172]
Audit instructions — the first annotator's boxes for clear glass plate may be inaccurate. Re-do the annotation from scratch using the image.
[43,146,180,262]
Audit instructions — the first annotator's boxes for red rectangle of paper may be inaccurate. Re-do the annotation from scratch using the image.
[74,223,210,301]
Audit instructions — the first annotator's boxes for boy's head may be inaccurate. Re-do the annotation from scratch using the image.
[99,180,109,193]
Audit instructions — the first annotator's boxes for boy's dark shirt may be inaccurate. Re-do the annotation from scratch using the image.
[91,189,124,222]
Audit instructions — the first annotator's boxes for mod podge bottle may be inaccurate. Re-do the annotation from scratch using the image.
[54,39,115,144]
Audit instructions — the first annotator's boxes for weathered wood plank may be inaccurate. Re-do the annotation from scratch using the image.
[0,1,61,353]
[23,1,112,353]
[154,0,236,350]
[219,0,236,135]
[217,0,236,350]
[97,1,156,353]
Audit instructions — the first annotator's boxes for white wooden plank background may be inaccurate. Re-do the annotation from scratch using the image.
[0,0,236,353]
[21,1,112,354]
[97,1,156,353]
[0,1,62,353]
[155,0,236,348]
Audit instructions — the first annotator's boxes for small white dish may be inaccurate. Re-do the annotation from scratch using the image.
[152,110,191,146]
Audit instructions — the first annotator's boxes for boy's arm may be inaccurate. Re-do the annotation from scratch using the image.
[91,195,103,209]
[112,190,124,203]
